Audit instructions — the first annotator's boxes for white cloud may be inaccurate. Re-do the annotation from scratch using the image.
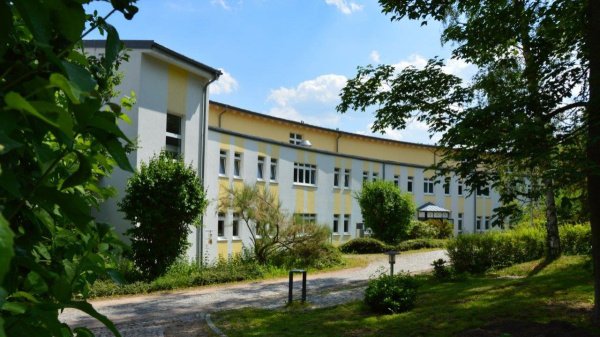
[268,74,347,106]
[359,119,439,145]
[266,74,347,127]
[392,54,428,70]
[325,0,363,15]
[370,50,380,63]
[211,69,239,95]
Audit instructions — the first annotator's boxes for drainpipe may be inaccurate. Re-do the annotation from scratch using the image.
[197,72,220,266]
[218,109,227,128]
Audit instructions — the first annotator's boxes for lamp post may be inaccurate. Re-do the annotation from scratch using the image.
[387,250,398,276]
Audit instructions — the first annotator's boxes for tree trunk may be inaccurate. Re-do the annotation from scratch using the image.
[586,0,600,324]
[544,179,561,260]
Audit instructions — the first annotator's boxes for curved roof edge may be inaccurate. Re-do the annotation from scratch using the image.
[210,100,440,150]
[83,40,222,78]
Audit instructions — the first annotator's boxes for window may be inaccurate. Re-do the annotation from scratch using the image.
[293,163,317,185]
[372,172,379,181]
[458,180,464,196]
[165,113,182,157]
[289,133,303,145]
[296,213,316,224]
[232,213,240,237]
[444,177,451,195]
[257,156,265,180]
[218,213,225,237]
[407,176,414,192]
[424,178,434,194]
[270,158,277,181]
[333,214,340,233]
[333,168,340,187]
[343,214,350,233]
[219,150,227,176]
[458,213,463,233]
[362,171,369,182]
[485,216,490,230]
[233,152,242,178]
[477,185,490,197]
[476,216,482,231]
[344,169,350,188]
[393,175,400,187]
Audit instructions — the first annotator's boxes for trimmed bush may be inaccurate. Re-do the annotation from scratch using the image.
[560,224,592,255]
[447,224,591,273]
[339,238,392,254]
[425,219,454,239]
[408,220,438,239]
[364,273,419,314]
[397,238,447,251]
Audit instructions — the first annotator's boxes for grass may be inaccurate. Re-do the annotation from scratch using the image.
[211,255,599,337]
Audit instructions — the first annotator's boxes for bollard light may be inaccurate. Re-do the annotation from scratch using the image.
[387,250,398,276]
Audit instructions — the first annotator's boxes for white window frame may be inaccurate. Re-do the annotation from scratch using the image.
[219,150,227,176]
[333,214,340,234]
[293,163,317,185]
[344,169,351,188]
[393,174,400,187]
[289,133,303,145]
[372,172,379,181]
[444,177,451,195]
[257,156,265,180]
[485,216,491,230]
[476,216,482,231]
[270,158,278,181]
[233,152,242,178]
[343,214,350,234]
[333,167,340,187]
[232,213,240,238]
[424,178,434,194]
[362,171,369,183]
[458,180,464,196]
[165,113,183,157]
[458,213,463,233]
[217,213,225,238]
[407,176,414,192]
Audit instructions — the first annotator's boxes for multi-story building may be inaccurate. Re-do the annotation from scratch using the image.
[85,40,501,264]
[204,102,501,261]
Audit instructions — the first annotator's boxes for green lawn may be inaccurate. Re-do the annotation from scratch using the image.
[212,256,598,337]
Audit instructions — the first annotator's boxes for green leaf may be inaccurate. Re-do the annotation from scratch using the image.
[62,61,96,94]
[0,0,13,60]
[73,327,94,337]
[49,73,83,104]
[30,101,74,138]
[0,130,23,154]
[66,301,122,337]
[88,111,128,140]
[101,138,133,172]
[9,291,40,304]
[53,1,85,43]
[4,92,59,128]
[51,278,71,302]
[1,302,27,314]
[13,0,51,45]
[0,169,21,198]
[103,24,121,69]
[0,215,14,283]
[62,151,92,190]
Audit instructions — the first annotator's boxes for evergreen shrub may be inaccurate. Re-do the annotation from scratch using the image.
[339,237,392,254]
[364,273,419,314]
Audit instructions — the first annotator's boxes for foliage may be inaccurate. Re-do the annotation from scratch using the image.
[364,273,419,314]
[0,1,138,336]
[425,219,454,239]
[408,220,438,239]
[222,184,336,267]
[339,237,392,254]
[396,238,447,252]
[356,180,415,244]
[447,224,591,273]
[431,259,451,280]
[119,152,207,279]
[213,256,593,337]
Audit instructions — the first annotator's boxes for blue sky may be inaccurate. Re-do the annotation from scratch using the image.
[87,0,475,145]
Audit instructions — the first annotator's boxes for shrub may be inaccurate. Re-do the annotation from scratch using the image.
[408,220,438,239]
[397,238,447,251]
[447,227,546,273]
[119,152,208,279]
[364,273,419,314]
[425,219,454,239]
[560,223,592,255]
[356,180,415,244]
[339,238,392,254]
[431,259,451,280]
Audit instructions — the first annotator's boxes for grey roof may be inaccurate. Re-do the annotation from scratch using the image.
[418,202,451,213]
[83,40,222,78]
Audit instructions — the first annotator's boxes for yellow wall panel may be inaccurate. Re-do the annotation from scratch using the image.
[334,193,341,214]
[217,241,228,259]
[424,195,436,204]
[167,65,187,115]
[231,241,243,255]
[444,197,452,210]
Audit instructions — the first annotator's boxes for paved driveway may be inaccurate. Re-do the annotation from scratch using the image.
[61,250,447,336]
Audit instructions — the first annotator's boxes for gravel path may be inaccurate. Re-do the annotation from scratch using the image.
[61,250,447,336]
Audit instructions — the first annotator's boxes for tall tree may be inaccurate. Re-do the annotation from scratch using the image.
[338,0,600,321]
[0,1,137,336]
[338,0,587,259]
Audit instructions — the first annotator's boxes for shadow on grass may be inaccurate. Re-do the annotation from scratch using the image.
[213,256,598,337]
[526,257,554,278]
